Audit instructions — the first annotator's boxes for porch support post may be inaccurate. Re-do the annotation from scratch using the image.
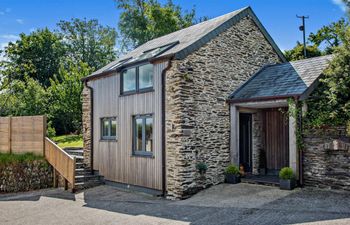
[230,105,239,165]
[289,112,299,179]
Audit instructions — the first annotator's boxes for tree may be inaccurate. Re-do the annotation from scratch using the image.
[0,29,65,87]
[116,0,197,50]
[57,18,118,70]
[309,18,348,54]
[305,24,350,126]
[48,61,92,135]
[0,76,48,116]
[284,42,322,61]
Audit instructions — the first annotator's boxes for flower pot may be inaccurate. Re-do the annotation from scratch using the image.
[279,179,295,190]
[225,174,241,184]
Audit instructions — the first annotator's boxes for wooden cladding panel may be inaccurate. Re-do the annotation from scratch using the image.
[264,108,289,171]
[0,116,45,155]
[89,61,167,191]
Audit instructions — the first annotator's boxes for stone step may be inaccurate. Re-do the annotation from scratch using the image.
[75,174,103,183]
[65,150,84,156]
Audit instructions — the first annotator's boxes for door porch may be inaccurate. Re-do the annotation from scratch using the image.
[230,99,299,180]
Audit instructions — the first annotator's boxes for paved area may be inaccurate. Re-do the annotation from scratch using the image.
[1,183,350,225]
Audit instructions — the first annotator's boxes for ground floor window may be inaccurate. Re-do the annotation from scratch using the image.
[133,114,153,156]
[101,117,117,140]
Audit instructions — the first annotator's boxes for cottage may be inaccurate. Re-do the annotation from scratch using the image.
[81,6,336,199]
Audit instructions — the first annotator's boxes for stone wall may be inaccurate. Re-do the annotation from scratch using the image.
[165,16,282,199]
[82,85,92,170]
[303,127,350,191]
[252,110,265,174]
[0,160,52,193]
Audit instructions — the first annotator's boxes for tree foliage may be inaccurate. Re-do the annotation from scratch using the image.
[48,61,91,134]
[1,29,65,87]
[57,18,118,70]
[0,18,117,135]
[284,42,322,61]
[305,25,350,127]
[285,18,349,61]
[309,18,348,54]
[116,0,197,50]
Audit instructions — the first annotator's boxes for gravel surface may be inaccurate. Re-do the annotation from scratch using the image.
[1,183,350,225]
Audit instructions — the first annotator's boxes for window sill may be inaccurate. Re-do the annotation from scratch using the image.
[132,152,154,158]
[99,139,118,142]
[120,88,154,97]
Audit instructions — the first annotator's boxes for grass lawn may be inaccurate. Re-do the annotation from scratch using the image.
[0,152,44,165]
[52,134,83,148]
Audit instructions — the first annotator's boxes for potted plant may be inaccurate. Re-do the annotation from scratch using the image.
[196,162,208,175]
[279,167,296,190]
[225,164,241,184]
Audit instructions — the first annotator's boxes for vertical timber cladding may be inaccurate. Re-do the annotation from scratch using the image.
[88,61,167,190]
[264,108,289,172]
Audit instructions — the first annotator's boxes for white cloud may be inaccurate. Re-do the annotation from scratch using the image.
[0,8,11,16]
[16,19,24,24]
[332,0,347,12]
[0,34,19,40]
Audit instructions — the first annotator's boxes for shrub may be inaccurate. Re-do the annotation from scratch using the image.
[196,162,208,173]
[225,164,240,175]
[279,167,295,180]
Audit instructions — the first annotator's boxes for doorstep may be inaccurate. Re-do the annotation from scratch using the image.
[241,174,280,187]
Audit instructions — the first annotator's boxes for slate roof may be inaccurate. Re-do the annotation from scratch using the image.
[83,6,286,81]
[229,55,334,102]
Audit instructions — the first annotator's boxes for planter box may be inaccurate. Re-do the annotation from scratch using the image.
[225,174,241,184]
[279,179,295,190]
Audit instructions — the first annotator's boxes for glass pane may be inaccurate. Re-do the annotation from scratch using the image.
[139,64,153,89]
[145,117,153,152]
[135,118,143,151]
[122,68,136,92]
[110,119,117,137]
[102,119,109,137]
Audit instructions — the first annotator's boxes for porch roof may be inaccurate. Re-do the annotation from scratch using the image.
[229,55,334,103]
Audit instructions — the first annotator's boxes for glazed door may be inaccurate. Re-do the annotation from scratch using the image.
[239,113,252,173]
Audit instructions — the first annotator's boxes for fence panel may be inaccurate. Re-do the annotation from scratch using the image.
[0,116,46,155]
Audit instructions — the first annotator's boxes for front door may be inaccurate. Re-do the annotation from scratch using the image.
[239,113,252,173]
[264,108,289,175]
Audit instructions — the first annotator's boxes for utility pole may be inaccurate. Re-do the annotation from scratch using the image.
[296,15,309,58]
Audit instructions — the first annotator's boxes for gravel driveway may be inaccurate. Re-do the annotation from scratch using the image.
[1,183,350,225]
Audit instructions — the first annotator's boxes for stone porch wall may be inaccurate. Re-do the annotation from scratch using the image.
[165,16,282,199]
[252,110,265,174]
[82,85,92,170]
[303,127,350,191]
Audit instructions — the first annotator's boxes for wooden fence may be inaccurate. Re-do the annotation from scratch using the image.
[0,116,46,155]
[45,137,76,187]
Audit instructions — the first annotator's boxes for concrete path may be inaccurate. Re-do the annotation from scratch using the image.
[1,183,350,225]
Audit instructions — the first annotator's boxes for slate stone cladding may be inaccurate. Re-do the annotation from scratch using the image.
[303,127,350,191]
[82,85,92,169]
[165,16,282,199]
[252,111,265,174]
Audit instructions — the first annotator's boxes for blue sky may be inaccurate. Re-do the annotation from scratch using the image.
[0,0,348,57]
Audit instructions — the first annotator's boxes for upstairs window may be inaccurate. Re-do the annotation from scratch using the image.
[121,64,153,95]
[101,117,117,140]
